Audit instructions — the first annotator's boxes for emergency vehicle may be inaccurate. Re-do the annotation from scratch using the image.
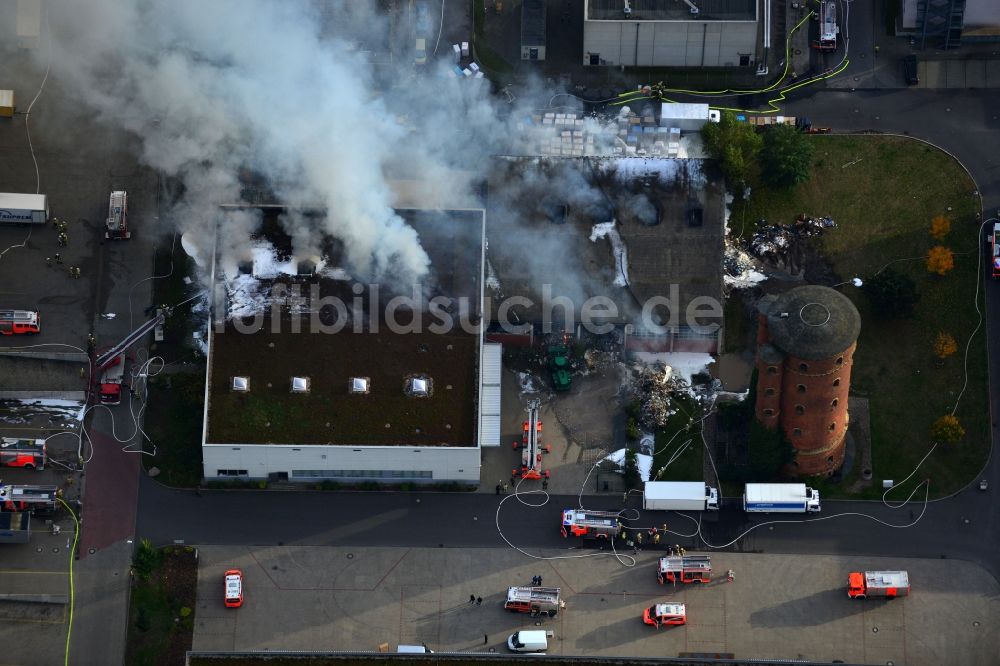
[98,353,127,405]
[657,555,712,584]
[561,509,622,539]
[990,222,1000,278]
[0,438,46,470]
[0,309,40,335]
[0,482,58,514]
[643,602,686,627]
[504,586,564,616]
[813,0,838,51]
[105,190,131,240]
[224,569,244,608]
[513,401,549,480]
[847,571,910,599]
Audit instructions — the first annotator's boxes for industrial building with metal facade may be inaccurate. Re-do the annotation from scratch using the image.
[582,0,760,68]
[200,208,499,484]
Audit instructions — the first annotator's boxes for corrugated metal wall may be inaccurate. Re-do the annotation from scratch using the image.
[583,21,757,67]
[478,342,503,447]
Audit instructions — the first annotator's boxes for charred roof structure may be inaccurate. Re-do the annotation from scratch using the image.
[485,157,725,346]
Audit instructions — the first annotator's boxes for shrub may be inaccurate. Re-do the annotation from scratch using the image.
[760,124,814,188]
[132,538,160,582]
[701,111,763,191]
[926,246,955,276]
[626,417,641,441]
[933,332,958,360]
[179,606,192,618]
[623,448,642,490]
[930,215,951,241]
[931,414,965,443]
[861,268,920,318]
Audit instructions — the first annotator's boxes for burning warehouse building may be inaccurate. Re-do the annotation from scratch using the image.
[200,207,499,484]
[485,156,726,354]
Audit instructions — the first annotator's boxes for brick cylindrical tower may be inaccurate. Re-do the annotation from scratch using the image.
[754,286,861,477]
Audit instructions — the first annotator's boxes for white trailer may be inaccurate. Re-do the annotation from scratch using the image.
[743,483,820,513]
[643,481,718,511]
[0,193,48,224]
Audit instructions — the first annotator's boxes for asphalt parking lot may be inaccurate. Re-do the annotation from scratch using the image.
[193,545,1000,664]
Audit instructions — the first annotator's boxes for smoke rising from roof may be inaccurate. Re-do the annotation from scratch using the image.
[33,0,532,289]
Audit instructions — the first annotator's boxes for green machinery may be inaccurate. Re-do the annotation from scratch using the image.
[548,345,572,392]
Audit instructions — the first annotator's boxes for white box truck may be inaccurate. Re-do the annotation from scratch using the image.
[0,193,48,224]
[743,483,820,513]
[643,481,719,511]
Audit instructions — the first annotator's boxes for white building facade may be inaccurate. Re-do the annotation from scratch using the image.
[583,0,759,68]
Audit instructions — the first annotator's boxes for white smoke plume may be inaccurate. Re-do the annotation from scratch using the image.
[31,0,536,288]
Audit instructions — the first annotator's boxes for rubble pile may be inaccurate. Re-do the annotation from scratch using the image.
[624,362,683,428]
[747,214,836,265]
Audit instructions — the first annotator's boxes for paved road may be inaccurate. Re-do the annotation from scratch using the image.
[137,478,999,579]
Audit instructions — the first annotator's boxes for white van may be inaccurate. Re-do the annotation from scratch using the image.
[507,630,549,653]
[414,38,427,65]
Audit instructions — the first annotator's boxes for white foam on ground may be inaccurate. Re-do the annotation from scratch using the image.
[590,222,629,287]
[605,448,653,481]
[724,269,767,288]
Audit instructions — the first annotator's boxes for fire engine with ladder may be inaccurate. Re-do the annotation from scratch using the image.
[105,190,132,240]
[0,438,46,470]
[658,555,712,584]
[561,508,622,539]
[92,313,165,403]
[513,401,550,480]
[0,481,58,514]
[504,586,564,616]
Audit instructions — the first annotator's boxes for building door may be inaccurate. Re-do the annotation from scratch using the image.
[529,47,538,60]
[589,53,600,65]
[739,53,750,67]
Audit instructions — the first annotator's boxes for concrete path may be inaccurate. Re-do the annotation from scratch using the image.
[192,545,998,664]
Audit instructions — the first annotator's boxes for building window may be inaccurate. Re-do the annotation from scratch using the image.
[765,387,775,396]
[795,405,805,415]
[763,408,775,417]
[827,456,835,463]
[829,423,836,431]
[836,356,844,365]
[798,363,808,372]
[767,366,778,375]
[831,398,839,407]
[793,428,802,437]
[589,53,600,66]
[217,469,248,477]
[739,53,750,67]
[797,384,806,394]
[291,469,434,480]
[833,378,841,387]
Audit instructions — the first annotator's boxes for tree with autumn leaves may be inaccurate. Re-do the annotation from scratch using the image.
[933,332,958,360]
[926,245,955,276]
[931,414,965,444]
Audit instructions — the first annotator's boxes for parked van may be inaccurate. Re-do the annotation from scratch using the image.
[507,629,549,653]
[414,38,427,65]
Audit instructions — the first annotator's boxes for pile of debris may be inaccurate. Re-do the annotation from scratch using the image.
[722,240,766,289]
[747,214,836,266]
[623,362,683,428]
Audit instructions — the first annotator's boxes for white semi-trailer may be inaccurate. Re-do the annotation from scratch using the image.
[743,483,820,513]
[0,193,48,224]
[643,481,719,511]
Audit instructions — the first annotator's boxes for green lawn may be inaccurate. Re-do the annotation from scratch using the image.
[125,544,198,666]
[735,135,987,498]
[650,395,706,483]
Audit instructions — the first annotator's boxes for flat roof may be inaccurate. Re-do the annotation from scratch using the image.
[486,157,725,325]
[587,0,756,22]
[205,208,484,447]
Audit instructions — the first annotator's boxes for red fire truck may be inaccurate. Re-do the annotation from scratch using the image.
[0,309,40,335]
[813,0,838,51]
[657,555,712,584]
[513,401,549,480]
[561,509,622,539]
[504,586,564,616]
[0,438,46,470]
[847,571,910,599]
[98,353,127,405]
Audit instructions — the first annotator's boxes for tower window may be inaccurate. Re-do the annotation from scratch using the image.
[831,398,839,407]
[765,387,776,396]
[797,384,806,394]
[798,363,808,372]
[795,405,805,415]
[767,366,778,375]
[793,428,802,437]
[829,423,836,431]
[836,356,844,365]
[763,408,775,417]
[833,378,841,387]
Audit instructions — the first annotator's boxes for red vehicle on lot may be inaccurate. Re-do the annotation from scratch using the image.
[0,309,40,335]
[990,222,1000,278]
[643,602,686,627]
[0,438,46,470]
[657,555,712,584]
[224,569,243,608]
